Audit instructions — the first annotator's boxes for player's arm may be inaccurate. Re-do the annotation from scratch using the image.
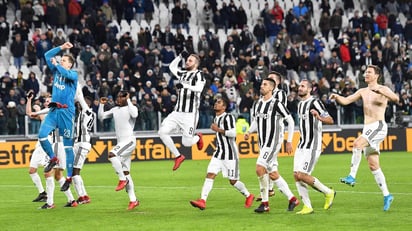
[44,46,62,70]
[244,119,257,140]
[126,97,138,118]
[373,85,400,103]
[169,55,182,78]
[97,97,113,121]
[211,115,236,137]
[311,100,334,125]
[75,84,90,111]
[32,107,50,116]
[329,89,362,105]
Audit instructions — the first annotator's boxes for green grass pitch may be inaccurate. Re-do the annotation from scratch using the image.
[0,152,411,231]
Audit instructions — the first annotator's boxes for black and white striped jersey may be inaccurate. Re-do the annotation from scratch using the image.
[213,112,238,160]
[75,109,95,143]
[251,97,292,148]
[297,96,330,150]
[170,56,206,113]
[273,88,287,106]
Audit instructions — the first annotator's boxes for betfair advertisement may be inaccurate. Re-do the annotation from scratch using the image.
[0,128,410,169]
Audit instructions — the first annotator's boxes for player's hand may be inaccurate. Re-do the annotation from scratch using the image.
[180,50,190,59]
[61,42,73,50]
[100,97,108,104]
[51,57,57,65]
[310,109,320,118]
[285,142,293,155]
[26,90,34,99]
[210,123,219,132]
[329,93,338,100]
[244,132,250,140]
[176,83,183,89]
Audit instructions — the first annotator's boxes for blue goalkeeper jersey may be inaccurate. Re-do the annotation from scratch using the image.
[44,46,78,114]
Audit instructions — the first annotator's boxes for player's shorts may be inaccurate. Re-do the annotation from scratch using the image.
[256,146,277,171]
[54,142,66,170]
[160,111,198,138]
[207,157,240,180]
[109,138,136,172]
[29,144,50,169]
[41,109,75,139]
[293,148,321,174]
[360,120,387,156]
[73,142,91,169]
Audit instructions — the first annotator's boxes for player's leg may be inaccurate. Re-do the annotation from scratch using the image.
[39,115,58,172]
[121,148,139,210]
[254,149,271,213]
[158,112,182,157]
[340,136,368,186]
[29,147,49,202]
[109,141,128,191]
[40,170,55,209]
[224,159,255,208]
[367,152,393,211]
[72,144,91,203]
[190,158,219,210]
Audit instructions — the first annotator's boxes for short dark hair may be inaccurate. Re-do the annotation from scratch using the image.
[63,54,75,68]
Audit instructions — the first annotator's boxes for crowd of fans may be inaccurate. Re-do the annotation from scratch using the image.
[1,0,412,136]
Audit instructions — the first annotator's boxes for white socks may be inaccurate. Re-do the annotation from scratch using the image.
[273,176,294,200]
[296,181,311,208]
[372,168,390,196]
[258,174,269,202]
[350,148,362,178]
[201,178,214,201]
[30,172,45,193]
[72,175,87,197]
[125,174,137,202]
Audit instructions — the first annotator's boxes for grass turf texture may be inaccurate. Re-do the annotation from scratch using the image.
[0,152,410,231]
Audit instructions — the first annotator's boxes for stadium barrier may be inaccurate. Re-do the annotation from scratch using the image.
[1,127,410,169]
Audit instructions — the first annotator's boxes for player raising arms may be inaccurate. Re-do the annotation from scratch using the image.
[158,51,206,171]
[40,42,78,192]
[330,65,399,211]
[98,91,140,210]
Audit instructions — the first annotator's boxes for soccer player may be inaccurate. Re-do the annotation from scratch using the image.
[40,42,78,192]
[98,91,140,210]
[244,78,298,213]
[27,94,78,209]
[294,79,335,215]
[158,51,206,171]
[27,91,49,203]
[330,65,398,211]
[256,71,288,201]
[72,87,95,204]
[190,95,255,210]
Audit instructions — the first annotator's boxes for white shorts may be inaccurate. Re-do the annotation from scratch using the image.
[256,147,278,172]
[160,111,198,138]
[207,157,240,180]
[110,138,136,172]
[29,142,50,169]
[293,148,321,174]
[361,120,387,155]
[54,142,66,170]
[73,142,91,169]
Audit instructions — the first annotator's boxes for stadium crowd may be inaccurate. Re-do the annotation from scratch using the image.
[0,0,412,136]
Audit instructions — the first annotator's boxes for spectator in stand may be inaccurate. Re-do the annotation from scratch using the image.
[330,8,343,42]
[236,5,247,30]
[318,11,330,42]
[171,1,183,30]
[10,33,25,70]
[55,0,67,29]
[375,10,388,37]
[253,18,266,45]
[293,1,309,21]
[339,39,351,74]
[0,15,9,47]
